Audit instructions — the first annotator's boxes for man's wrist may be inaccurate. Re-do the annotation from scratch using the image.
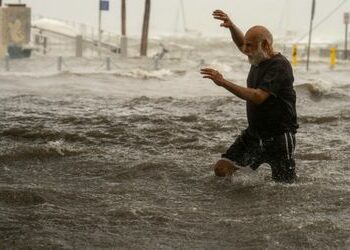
[220,79,228,87]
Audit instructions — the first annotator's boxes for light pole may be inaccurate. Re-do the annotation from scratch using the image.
[344,12,349,60]
[121,0,126,36]
[140,0,151,56]
[98,0,102,56]
[120,0,128,57]
[306,0,316,71]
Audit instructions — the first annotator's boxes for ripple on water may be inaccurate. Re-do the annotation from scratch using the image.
[0,189,46,206]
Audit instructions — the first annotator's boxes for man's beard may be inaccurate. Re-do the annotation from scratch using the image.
[248,44,269,66]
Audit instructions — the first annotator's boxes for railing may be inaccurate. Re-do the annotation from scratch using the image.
[31,14,119,43]
[31,14,122,57]
[0,56,123,73]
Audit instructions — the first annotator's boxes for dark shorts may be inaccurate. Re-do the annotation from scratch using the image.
[222,129,297,183]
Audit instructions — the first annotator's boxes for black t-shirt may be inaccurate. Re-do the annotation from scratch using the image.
[246,53,298,138]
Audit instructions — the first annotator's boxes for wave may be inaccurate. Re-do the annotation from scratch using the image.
[0,71,68,78]
[114,68,175,80]
[207,60,232,73]
[0,141,83,161]
[0,68,183,80]
[296,152,333,161]
[60,115,114,126]
[126,96,152,105]
[109,160,188,182]
[56,69,179,80]
[295,82,350,99]
[298,107,350,124]
[298,115,340,124]
[1,127,90,143]
[0,189,46,206]
[177,114,199,123]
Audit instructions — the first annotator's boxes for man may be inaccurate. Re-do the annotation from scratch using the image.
[200,10,298,183]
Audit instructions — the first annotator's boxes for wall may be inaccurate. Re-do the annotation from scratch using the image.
[0,4,31,58]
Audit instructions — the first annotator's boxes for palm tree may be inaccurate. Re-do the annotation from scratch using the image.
[140,0,151,56]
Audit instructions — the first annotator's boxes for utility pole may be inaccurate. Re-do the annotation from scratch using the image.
[140,0,151,56]
[344,12,349,60]
[121,0,126,36]
[306,0,316,71]
[180,0,187,32]
[120,0,128,57]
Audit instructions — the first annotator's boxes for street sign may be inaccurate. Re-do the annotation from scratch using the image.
[100,0,109,11]
[344,12,350,25]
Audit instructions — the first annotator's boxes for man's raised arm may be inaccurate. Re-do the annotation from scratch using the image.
[212,10,245,53]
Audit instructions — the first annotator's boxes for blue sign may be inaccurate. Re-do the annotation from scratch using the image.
[100,0,109,11]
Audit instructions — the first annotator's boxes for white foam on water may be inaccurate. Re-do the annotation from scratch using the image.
[47,140,66,156]
[230,166,266,186]
[306,79,333,94]
[207,60,232,73]
[121,68,174,80]
[32,18,81,37]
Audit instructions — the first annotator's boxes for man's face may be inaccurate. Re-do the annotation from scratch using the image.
[243,35,269,66]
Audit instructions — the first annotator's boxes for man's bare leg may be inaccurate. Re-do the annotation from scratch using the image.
[214,159,239,177]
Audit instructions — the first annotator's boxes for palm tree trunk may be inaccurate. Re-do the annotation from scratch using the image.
[140,0,151,56]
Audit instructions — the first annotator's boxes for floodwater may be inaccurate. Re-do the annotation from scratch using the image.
[0,37,349,249]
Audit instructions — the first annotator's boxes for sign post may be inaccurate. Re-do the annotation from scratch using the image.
[98,0,109,56]
[344,12,349,60]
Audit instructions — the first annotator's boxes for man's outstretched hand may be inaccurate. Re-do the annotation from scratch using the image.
[200,68,225,86]
[212,10,233,29]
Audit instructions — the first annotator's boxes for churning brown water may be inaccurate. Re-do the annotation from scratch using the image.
[0,38,350,249]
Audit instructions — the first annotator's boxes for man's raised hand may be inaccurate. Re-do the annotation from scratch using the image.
[212,10,233,29]
[200,68,224,87]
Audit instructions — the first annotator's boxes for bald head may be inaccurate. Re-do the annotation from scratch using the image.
[242,26,275,65]
[245,26,273,46]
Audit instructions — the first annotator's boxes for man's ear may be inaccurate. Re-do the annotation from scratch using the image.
[262,40,268,50]
[262,40,272,56]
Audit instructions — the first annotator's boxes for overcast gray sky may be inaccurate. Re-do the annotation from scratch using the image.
[5,0,350,42]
